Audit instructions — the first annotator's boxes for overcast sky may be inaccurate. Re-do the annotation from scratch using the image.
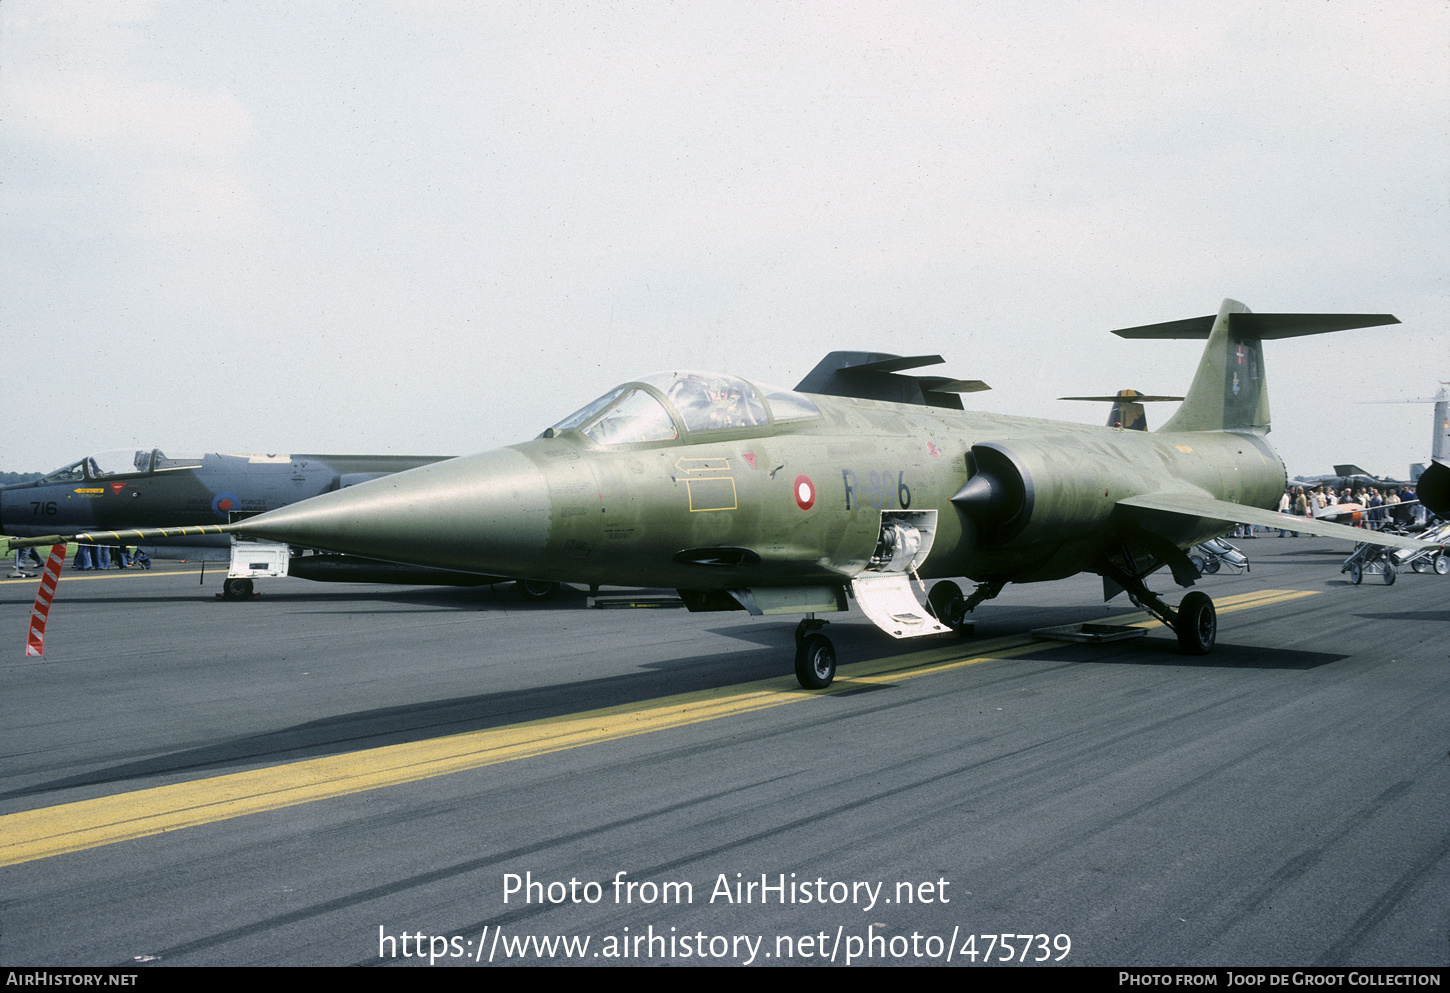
[3,1,1445,477]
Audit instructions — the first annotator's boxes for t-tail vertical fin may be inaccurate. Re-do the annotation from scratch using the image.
[1110,300,1400,435]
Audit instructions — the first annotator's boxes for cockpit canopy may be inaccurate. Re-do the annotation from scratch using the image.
[39,449,204,483]
[550,371,820,446]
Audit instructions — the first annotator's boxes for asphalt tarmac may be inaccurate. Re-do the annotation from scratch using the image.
[1,536,1446,967]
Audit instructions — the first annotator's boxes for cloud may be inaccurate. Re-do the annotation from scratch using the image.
[7,73,254,161]
[1,1,258,240]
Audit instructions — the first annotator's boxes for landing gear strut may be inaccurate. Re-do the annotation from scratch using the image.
[1100,556,1216,656]
[794,616,835,689]
[962,578,1004,614]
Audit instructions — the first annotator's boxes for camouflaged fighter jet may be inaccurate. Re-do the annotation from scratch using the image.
[30,300,1435,687]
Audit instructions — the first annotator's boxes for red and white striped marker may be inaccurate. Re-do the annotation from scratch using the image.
[25,543,68,657]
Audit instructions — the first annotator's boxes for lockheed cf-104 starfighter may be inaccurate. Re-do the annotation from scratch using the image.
[27,300,1433,686]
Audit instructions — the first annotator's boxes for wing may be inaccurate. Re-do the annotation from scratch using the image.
[1116,493,1434,551]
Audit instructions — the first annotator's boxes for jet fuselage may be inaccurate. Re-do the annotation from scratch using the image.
[236,395,1286,591]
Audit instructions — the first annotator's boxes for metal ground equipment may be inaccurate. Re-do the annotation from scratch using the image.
[1188,537,1249,576]
[1342,540,1398,585]
[1391,518,1450,576]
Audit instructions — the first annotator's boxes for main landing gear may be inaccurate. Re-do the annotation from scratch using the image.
[794,617,835,689]
[514,579,560,601]
[1100,559,1216,655]
[926,578,1001,636]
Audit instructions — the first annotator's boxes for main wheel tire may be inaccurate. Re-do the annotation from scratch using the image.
[222,577,254,600]
[926,580,964,626]
[1383,561,1396,586]
[1174,591,1216,656]
[1348,563,1362,585]
[1435,555,1449,576]
[794,633,836,689]
[515,579,559,601]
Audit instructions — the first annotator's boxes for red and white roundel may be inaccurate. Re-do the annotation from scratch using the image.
[793,474,816,510]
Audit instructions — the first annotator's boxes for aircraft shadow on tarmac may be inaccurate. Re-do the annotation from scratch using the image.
[702,603,1349,673]
[1039,639,1347,671]
[1354,610,1450,624]
[4,599,1348,802]
[705,600,1351,673]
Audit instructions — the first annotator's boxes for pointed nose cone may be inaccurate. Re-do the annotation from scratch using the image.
[951,472,1016,524]
[236,448,551,576]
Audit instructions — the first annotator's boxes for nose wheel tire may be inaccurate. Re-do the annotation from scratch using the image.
[926,580,972,636]
[1174,591,1216,656]
[795,633,837,689]
[222,577,254,600]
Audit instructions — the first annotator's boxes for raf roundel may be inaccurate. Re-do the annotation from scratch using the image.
[793,474,816,510]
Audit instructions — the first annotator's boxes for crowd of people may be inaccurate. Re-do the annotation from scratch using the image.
[1274,483,1428,531]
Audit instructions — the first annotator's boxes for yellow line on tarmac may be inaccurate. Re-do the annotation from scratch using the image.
[0,590,1316,869]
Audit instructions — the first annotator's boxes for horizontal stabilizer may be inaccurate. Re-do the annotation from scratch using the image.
[1060,394,1183,403]
[1061,389,1183,431]
[1332,464,1370,477]
[1112,313,1400,340]
[1116,492,1434,551]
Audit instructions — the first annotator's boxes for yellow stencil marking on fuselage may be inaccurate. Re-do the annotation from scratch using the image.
[0,589,1317,868]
